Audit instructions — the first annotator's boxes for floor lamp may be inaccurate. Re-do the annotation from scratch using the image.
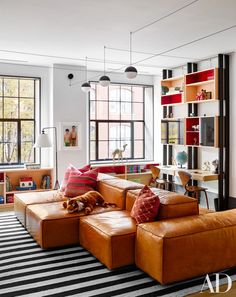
[35,127,60,190]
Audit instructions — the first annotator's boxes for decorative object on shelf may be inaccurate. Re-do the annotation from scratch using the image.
[19,177,33,188]
[161,86,169,95]
[68,73,74,86]
[112,144,128,162]
[16,182,36,191]
[6,194,14,203]
[169,112,173,118]
[190,113,195,117]
[202,161,211,171]
[0,195,4,204]
[192,125,199,131]
[41,175,51,189]
[212,159,219,174]
[206,91,212,100]
[6,176,12,192]
[193,137,198,145]
[196,89,207,101]
[176,151,188,168]
[125,32,138,79]
[35,127,59,190]
[99,46,111,87]
[81,56,91,93]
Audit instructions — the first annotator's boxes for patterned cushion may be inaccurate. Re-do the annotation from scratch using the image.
[60,164,91,191]
[64,169,98,197]
[131,185,160,224]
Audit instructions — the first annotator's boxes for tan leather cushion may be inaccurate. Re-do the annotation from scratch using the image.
[79,211,137,269]
[26,201,121,249]
[14,190,64,226]
[136,210,236,284]
[126,188,199,219]
[97,179,143,209]
[97,173,117,181]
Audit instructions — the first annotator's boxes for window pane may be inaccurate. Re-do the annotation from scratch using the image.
[0,98,2,118]
[21,142,34,163]
[20,98,34,119]
[97,101,108,120]
[20,80,34,97]
[90,101,96,120]
[132,103,143,120]
[4,98,18,118]
[90,141,96,160]
[97,85,108,100]
[109,85,120,101]
[120,123,131,141]
[90,84,96,101]
[0,143,3,163]
[90,122,96,141]
[98,123,108,140]
[3,122,18,163]
[109,102,120,120]
[98,141,108,159]
[121,102,131,120]
[4,78,18,97]
[0,79,2,96]
[134,140,144,158]
[133,86,143,102]
[109,123,120,141]
[121,87,131,101]
[21,121,34,142]
[120,140,131,159]
[134,122,144,139]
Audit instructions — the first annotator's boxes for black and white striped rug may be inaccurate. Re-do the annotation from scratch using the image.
[1,213,236,297]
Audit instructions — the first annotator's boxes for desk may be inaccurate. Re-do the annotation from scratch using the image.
[158,166,219,182]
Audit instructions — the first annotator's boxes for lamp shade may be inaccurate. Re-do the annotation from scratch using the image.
[99,75,110,87]
[34,133,52,148]
[125,66,138,79]
[81,82,91,93]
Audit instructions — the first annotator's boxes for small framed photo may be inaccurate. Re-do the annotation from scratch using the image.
[59,122,81,150]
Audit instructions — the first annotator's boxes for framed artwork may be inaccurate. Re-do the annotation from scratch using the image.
[59,122,81,150]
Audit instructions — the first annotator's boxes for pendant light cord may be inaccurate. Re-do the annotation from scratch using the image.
[104,46,106,75]
[130,32,132,66]
[85,56,88,81]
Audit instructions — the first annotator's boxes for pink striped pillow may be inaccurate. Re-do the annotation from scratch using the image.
[60,164,91,191]
[64,169,98,197]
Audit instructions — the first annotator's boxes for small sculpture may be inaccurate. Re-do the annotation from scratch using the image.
[212,159,219,174]
[112,144,128,162]
[202,161,211,171]
[192,125,199,131]
[196,89,207,100]
[193,137,198,145]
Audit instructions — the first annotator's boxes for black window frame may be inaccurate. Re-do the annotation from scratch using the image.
[89,81,153,162]
[0,75,40,166]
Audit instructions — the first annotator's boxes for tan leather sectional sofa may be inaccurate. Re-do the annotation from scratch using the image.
[14,173,236,285]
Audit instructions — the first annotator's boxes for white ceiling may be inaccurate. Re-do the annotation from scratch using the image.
[0,0,236,75]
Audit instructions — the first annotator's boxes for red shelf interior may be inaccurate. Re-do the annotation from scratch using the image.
[186,69,214,85]
[186,118,199,131]
[161,93,182,105]
[0,172,4,183]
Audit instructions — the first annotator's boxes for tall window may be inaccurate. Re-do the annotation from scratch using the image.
[89,82,153,161]
[0,76,40,165]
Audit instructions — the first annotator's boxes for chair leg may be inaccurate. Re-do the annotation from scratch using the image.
[184,190,187,195]
[204,190,209,209]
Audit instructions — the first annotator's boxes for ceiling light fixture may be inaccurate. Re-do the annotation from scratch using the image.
[99,46,111,87]
[81,56,91,93]
[125,32,138,79]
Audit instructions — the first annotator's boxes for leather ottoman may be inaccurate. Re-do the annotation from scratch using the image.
[135,210,236,284]
[79,211,137,269]
[14,190,62,227]
[26,201,120,249]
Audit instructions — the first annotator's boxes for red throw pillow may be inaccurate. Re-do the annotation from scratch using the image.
[64,169,98,197]
[131,185,160,224]
[60,164,91,191]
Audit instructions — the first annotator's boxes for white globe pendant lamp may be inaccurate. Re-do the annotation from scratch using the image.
[81,56,91,93]
[125,32,138,79]
[99,46,111,87]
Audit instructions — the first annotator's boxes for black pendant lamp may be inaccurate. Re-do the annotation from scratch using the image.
[99,46,111,87]
[81,56,91,93]
[125,32,138,79]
